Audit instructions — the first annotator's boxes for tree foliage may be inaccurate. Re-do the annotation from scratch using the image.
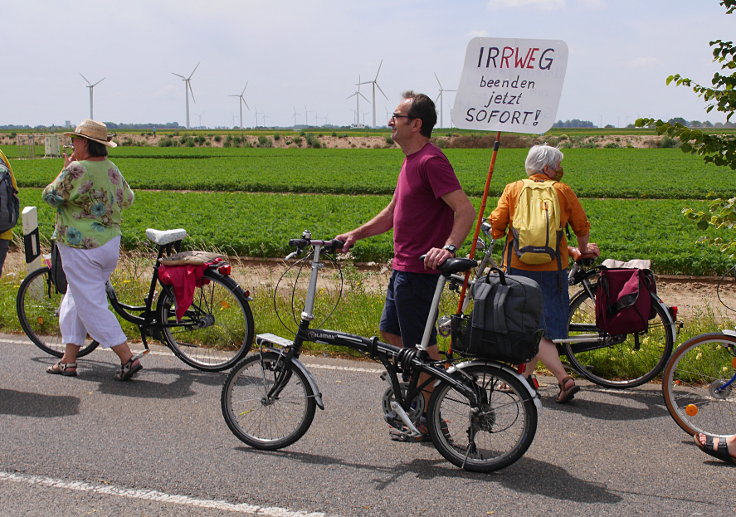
[636,0,736,258]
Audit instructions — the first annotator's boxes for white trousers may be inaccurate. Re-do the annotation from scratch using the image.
[57,236,127,348]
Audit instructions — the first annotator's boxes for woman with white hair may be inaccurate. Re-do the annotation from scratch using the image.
[42,119,142,380]
[489,144,599,403]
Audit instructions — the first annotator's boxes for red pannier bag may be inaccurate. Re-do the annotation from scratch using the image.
[595,267,656,335]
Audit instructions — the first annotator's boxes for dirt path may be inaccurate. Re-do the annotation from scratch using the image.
[4,250,735,322]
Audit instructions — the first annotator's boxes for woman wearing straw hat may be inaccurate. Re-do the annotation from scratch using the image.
[42,119,142,380]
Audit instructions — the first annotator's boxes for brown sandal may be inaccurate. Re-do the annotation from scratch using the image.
[556,376,579,403]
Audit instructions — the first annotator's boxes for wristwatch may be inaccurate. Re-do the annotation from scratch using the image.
[443,244,457,255]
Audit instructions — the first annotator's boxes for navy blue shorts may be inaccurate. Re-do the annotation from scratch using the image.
[380,270,440,348]
[509,268,569,340]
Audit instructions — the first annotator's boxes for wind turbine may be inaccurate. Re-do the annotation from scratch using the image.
[172,62,199,129]
[80,73,105,120]
[359,61,388,128]
[434,73,456,129]
[229,82,250,129]
[346,76,369,127]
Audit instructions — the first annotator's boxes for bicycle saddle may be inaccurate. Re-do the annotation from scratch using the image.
[438,257,477,276]
[146,228,188,246]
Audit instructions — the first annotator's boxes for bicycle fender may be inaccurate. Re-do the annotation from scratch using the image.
[448,359,543,412]
[652,296,679,342]
[290,357,325,410]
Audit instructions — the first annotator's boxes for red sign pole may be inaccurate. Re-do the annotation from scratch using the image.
[455,130,502,316]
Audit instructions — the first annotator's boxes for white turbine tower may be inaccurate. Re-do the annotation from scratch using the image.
[359,61,388,128]
[346,76,369,127]
[172,62,199,129]
[434,73,456,129]
[80,73,105,120]
[229,82,250,129]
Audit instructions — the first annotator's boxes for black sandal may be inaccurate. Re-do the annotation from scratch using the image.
[46,361,78,377]
[114,353,143,381]
[694,434,736,464]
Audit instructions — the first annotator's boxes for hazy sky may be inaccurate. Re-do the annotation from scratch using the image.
[4,0,733,129]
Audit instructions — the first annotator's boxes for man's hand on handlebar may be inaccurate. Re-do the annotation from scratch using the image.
[334,232,356,253]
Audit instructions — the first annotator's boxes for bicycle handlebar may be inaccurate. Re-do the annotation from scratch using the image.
[286,235,345,260]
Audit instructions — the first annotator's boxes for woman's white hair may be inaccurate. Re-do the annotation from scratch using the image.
[524,144,563,176]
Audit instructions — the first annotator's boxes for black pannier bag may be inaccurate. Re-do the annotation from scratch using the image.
[453,268,543,364]
[50,241,68,295]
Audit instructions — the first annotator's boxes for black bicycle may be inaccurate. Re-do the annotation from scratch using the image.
[16,228,254,371]
[221,231,540,473]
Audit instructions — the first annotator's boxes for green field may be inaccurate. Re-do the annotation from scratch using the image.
[12,147,736,199]
[8,145,736,276]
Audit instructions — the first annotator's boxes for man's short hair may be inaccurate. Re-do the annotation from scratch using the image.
[403,91,437,138]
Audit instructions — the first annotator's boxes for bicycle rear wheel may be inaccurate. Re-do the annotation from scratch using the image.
[221,351,316,450]
[662,333,736,437]
[564,289,674,388]
[16,266,99,358]
[158,269,254,371]
[427,363,537,472]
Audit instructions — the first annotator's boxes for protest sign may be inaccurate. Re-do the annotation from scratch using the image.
[452,37,568,134]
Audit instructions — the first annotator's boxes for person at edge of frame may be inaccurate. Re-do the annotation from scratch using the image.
[335,90,476,441]
[0,148,18,276]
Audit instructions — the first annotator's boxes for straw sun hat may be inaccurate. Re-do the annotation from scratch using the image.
[64,119,117,148]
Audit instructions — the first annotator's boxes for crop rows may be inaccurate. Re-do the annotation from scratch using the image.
[18,188,730,276]
[12,147,736,199]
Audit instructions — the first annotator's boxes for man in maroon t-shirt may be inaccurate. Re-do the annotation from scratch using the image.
[337,92,474,434]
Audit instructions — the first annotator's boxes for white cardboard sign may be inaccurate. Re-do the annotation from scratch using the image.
[452,37,568,134]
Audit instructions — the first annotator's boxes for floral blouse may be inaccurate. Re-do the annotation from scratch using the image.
[42,159,134,249]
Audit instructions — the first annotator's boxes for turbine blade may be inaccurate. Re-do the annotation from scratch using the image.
[359,92,370,103]
[80,73,91,85]
[188,62,200,79]
[376,82,389,101]
[92,78,105,87]
[188,82,196,103]
[374,60,383,81]
[434,72,442,88]
[172,72,186,79]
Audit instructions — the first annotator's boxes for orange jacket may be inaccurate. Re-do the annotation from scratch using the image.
[489,173,591,271]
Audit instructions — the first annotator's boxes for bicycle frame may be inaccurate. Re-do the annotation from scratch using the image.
[256,232,541,428]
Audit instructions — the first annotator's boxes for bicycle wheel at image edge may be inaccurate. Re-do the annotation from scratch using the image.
[157,269,254,371]
[221,351,317,450]
[662,333,736,437]
[16,266,99,358]
[564,289,674,388]
[427,363,537,472]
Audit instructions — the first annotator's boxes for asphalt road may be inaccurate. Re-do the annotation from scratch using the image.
[1,333,734,517]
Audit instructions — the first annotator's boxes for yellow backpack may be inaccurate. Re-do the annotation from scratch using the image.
[510,179,563,266]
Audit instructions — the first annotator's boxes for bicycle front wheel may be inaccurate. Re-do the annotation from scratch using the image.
[564,289,674,388]
[662,333,736,437]
[221,351,316,450]
[427,363,537,472]
[158,269,254,371]
[16,267,99,358]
